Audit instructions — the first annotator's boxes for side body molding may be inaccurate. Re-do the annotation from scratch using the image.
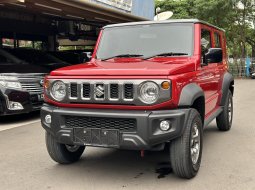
[220,72,234,106]
[178,83,204,107]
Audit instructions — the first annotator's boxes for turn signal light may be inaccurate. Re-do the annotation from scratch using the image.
[44,79,50,89]
[161,81,170,90]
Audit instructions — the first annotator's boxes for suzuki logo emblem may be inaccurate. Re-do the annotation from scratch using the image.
[94,84,105,98]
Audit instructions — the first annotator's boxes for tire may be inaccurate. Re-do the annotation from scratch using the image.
[45,132,85,164]
[216,90,233,131]
[170,109,203,179]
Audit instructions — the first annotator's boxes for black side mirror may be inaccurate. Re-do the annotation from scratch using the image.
[204,48,223,65]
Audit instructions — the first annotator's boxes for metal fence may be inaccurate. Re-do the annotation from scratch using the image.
[228,58,254,78]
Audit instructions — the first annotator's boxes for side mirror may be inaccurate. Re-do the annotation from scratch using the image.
[204,48,223,65]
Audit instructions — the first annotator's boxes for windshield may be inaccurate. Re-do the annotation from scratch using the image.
[0,49,26,65]
[96,23,194,60]
[5,49,67,65]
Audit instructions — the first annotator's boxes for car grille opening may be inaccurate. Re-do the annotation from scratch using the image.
[65,116,137,132]
[82,83,91,99]
[110,84,119,99]
[70,83,78,98]
[124,84,134,99]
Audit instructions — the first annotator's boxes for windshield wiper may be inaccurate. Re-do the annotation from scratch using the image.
[101,54,143,61]
[143,52,188,60]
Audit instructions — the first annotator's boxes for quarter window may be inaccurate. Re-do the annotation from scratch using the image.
[214,33,221,48]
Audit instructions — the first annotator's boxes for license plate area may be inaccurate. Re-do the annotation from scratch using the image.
[74,128,120,147]
[38,94,44,101]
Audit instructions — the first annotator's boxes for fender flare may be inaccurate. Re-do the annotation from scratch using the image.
[178,83,205,107]
[220,72,234,106]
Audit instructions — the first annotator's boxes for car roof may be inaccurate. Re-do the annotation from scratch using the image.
[104,19,225,32]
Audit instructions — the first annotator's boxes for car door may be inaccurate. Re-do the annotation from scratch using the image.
[213,31,226,103]
[196,27,220,116]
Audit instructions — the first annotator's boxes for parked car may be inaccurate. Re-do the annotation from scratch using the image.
[0,48,49,116]
[4,48,71,70]
[249,63,255,79]
[41,19,234,179]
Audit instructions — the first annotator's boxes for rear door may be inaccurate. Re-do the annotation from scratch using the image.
[213,31,227,103]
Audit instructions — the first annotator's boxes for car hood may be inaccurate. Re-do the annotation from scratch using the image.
[50,58,196,77]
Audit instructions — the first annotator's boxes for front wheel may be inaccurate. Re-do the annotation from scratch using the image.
[170,109,203,179]
[45,132,85,164]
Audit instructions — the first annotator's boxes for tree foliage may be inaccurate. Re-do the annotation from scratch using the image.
[155,0,255,58]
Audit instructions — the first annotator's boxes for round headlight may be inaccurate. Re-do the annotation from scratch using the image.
[139,82,159,104]
[51,81,66,101]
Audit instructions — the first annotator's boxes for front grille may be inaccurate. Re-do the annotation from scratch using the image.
[70,82,135,102]
[20,83,43,94]
[65,116,137,132]
[17,74,45,94]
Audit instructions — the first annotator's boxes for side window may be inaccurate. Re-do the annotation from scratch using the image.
[201,29,212,55]
[214,33,221,48]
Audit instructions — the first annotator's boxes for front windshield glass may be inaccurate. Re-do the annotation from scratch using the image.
[5,49,66,65]
[96,23,194,60]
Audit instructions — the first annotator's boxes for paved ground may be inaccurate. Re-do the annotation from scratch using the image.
[0,111,39,132]
[0,79,255,190]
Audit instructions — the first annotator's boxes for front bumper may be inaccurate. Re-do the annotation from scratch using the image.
[0,88,43,116]
[41,104,192,150]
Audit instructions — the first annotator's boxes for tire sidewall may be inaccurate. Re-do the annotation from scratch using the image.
[226,91,233,129]
[189,114,203,172]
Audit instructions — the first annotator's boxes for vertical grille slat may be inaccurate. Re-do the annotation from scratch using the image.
[70,83,78,98]
[82,83,91,99]
[110,84,119,99]
[124,84,134,99]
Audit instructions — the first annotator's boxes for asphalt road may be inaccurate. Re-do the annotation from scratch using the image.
[0,79,255,190]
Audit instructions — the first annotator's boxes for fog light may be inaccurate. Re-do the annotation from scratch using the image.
[8,101,24,110]
[45,115,52,124]
[160,120,171,131]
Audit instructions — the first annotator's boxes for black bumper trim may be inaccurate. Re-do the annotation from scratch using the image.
[41,104,191,150]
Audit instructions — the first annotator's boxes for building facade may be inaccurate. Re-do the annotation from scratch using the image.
[89,0,155,20]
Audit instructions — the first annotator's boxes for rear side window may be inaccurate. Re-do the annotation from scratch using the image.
[201,29,212,54]
[214,33,221,48]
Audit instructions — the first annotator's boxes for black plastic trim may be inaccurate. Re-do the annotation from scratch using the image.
[178,83,205,107]
[220,72,234,106]
[41,104,191,150]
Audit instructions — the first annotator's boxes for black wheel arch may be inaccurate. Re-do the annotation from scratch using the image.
[220,72,234,106]
[178,83,205,124]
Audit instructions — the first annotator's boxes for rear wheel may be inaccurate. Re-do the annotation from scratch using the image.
[170,109,203,179]
[216,90,233,131]
[45,132,85,164]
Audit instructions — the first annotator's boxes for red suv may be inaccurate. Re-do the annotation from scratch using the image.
[41,19,234,179]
